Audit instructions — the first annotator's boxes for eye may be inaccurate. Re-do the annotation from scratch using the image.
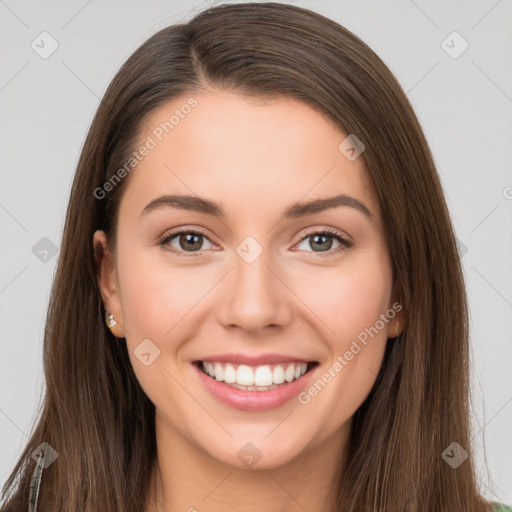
[294,227,352,258]
[159,227,352,258]
[159,229,216,257]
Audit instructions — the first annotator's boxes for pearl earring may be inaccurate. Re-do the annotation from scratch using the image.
[105,313,117,328]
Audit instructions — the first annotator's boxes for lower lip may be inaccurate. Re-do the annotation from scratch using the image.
[193,363,318,412]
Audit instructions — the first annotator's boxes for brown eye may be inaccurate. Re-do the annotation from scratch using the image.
[160,229,215,256]
[308,233,335,252]
[294,228,352,257]
[176,232,204,251]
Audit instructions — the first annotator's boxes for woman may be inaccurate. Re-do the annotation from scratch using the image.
[1,2,509,511]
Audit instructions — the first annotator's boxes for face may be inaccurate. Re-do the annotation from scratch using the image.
[94,87,403,470]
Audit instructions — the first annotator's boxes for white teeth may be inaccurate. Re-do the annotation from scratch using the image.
[236,365,254,386]
[254,365,273,387]
[200,361,311,388]
[214,362,224,381]
[272,365,285,384]
[284,365,295,383]
[224,363,236,383]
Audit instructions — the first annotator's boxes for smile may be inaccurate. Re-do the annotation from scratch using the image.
[192,358,319,411]
[197,361,314,391]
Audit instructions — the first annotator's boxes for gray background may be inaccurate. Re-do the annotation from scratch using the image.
[1,0,511,504]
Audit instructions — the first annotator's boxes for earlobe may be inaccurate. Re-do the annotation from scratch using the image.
[390,301,406,339]
[92,230,125,338]
[388,285,406,339]
[390,314,405,339]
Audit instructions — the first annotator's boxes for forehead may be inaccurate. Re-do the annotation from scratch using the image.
[120,88,380,221]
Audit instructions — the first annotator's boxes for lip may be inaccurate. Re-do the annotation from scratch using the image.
[192,360,319,412]
[197,353,314,366]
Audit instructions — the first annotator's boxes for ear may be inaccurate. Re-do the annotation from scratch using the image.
[386,282,406,339]
[93,230,125,338]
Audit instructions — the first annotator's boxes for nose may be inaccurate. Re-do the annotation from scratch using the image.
[216,245,293,333]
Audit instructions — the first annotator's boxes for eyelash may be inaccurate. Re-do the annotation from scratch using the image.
[158,226,353,259]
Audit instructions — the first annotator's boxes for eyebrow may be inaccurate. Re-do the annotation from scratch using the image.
[139,193,374,220]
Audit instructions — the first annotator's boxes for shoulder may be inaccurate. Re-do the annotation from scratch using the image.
[493,504,512,512]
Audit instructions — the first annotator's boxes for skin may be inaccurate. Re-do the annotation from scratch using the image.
[93,87,405,512]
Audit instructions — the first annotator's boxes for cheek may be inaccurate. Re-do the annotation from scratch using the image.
[115,246,203,417]
[292,248,393,349]
[293,251,392,419]
[116,245,207,341]
[293,249,393,426]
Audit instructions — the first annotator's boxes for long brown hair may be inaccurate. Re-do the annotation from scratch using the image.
[1,2,495,511]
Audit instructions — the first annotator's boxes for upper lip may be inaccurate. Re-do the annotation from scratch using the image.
[195,353,316,366]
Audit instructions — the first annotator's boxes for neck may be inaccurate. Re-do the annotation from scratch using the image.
[145,412,350,512]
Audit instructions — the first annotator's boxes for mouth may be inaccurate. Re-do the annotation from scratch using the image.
[193,360,319,392]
